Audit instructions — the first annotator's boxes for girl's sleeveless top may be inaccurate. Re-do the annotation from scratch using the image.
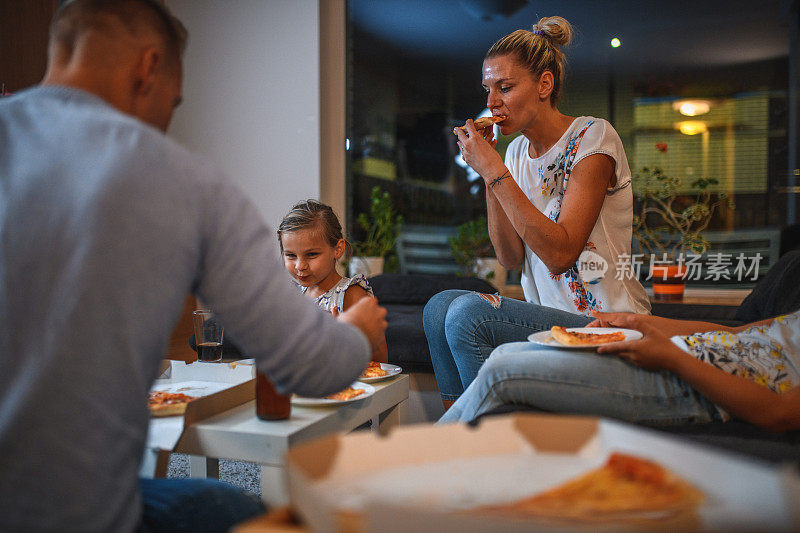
[300,274,374,312]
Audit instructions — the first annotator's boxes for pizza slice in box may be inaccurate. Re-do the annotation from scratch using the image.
[481,453,703,523]
[148,391,197,417]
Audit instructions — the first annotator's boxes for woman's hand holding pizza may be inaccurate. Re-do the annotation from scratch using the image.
[453,119,505,181]
[591,312,691,372]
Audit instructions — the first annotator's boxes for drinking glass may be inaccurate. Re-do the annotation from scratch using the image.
[192,310,224,362]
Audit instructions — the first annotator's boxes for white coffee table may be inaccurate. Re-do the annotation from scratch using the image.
[168,374,409,505]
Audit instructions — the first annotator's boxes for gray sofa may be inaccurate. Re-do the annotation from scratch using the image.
[369,273,495,370]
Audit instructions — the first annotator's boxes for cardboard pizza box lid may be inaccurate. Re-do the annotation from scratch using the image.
[285,413,800,532]
[146,360,255,451]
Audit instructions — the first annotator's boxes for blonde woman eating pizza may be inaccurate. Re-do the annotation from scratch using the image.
[424,16,649,410]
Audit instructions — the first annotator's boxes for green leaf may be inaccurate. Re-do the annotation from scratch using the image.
[351,186,402,258]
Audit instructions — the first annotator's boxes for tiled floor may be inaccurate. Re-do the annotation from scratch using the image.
[167,453,261,497]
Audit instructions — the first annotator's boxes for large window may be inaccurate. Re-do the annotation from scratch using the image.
[346,1,797,280]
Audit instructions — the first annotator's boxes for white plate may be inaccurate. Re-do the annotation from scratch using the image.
[292,382,375,406]
[358,363,402,383]
[528,327,642,349]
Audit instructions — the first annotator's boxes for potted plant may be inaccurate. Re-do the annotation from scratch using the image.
[633,166,734,300]
[449,217,506,288]
[349,186,403,277]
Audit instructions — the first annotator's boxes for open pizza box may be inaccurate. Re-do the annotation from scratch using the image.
[285,414,800,532]
[146,359,255,451]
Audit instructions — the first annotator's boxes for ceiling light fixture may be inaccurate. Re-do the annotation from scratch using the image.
[677,121,708,136]
[672,99,711,116]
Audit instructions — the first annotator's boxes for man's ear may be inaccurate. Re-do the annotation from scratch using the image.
[538,71,555,102]
[134,47,162,95]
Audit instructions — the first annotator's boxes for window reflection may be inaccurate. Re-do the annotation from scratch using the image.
[346,1,797,283]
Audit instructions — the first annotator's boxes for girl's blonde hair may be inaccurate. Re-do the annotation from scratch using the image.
[277,200,352,259]
[485,16,572,105]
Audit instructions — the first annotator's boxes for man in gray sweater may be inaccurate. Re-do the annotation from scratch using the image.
[0,1,386,531]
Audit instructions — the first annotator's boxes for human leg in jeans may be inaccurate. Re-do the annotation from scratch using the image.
[138,478,265,533]
[438,341,719,425]
[423,290,590,405]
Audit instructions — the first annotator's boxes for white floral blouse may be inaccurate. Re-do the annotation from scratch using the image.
[300,274,373,312]
[504,116,650,316]
[671,310,800,419]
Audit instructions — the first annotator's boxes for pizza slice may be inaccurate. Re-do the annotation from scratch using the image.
[360,361,387,379]
[481,453,703,522]
[326,387,366,401]
[550,325,626,346]
[454,115,506,135]
[148,390,197,417]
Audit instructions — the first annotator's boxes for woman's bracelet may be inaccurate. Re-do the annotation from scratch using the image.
[489,170,512,189]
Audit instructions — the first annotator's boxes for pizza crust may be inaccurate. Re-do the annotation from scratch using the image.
[149,402,189,417]
[550,326,626,346]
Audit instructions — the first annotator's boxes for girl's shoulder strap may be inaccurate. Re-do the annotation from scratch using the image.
[342,273,374,296]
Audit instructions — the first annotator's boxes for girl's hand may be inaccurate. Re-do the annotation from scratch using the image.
[330,306,340,318]
[595,314,687,372]
[454,119,505,180]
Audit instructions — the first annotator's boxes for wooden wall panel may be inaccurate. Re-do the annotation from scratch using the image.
[0,0,59,92]
[165,295,198,362]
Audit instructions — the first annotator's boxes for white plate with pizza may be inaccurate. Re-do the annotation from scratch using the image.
[292,381,375,406]
[358,362,402,383]
[528,327,642,349]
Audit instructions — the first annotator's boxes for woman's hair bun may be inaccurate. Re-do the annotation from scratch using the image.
[533,16,572,47]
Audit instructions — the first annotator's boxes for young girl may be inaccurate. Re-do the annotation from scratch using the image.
[278,200,388,363]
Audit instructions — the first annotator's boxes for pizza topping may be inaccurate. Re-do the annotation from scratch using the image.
[360,361,387,379]
[149,391,196,405]
[148,391,196,417]
[550,326,626,346]
[326,387,366,401]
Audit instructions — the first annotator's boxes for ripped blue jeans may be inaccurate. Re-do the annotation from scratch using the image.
[423,290,591,401]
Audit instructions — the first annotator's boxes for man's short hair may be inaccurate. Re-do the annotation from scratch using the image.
[51,0,188,62]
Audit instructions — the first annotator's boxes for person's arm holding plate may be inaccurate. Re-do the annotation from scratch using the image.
[596,314,800,432]
[588,311,775,336]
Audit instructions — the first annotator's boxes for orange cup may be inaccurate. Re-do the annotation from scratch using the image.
[255,371,291,421]
[650,264,687,301]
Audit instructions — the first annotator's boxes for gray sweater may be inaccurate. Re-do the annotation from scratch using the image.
[0,86,369,532]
